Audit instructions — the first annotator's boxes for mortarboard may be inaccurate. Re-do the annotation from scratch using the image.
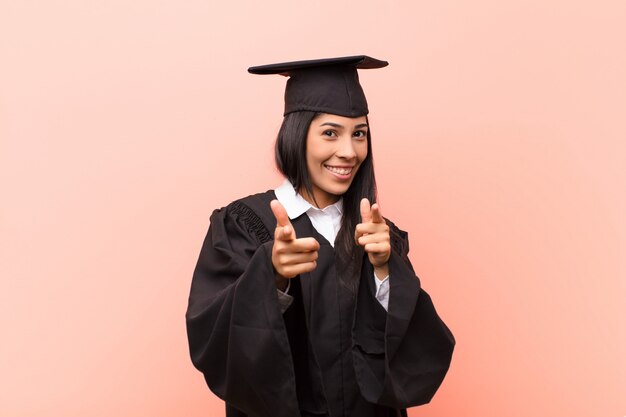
[248,55,388,117]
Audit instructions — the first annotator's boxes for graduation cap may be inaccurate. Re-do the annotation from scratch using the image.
[248,55,388,117]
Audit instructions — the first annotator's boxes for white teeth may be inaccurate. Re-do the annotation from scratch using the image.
[325,165,352,175]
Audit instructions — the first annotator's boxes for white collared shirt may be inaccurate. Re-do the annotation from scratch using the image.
[274,179,390,311]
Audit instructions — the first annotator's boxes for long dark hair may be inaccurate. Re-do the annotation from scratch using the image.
[274,111,378,289]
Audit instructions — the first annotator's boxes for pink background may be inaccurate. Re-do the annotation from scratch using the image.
[1,1,624,416]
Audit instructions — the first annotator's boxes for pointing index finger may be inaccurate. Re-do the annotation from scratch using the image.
[371,203,385,224]
[271,199,292,228]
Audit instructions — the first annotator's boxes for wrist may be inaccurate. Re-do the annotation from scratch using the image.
[374,264,389,280]
[276,277,289,291]
[274,269,289,291]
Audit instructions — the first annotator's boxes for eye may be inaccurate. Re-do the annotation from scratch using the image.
[323,130,337,138]
[353,130,368,139]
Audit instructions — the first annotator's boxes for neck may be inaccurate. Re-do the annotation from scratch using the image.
[298,187,339,209]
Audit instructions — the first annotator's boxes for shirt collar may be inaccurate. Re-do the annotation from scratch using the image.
[274,179,343,220]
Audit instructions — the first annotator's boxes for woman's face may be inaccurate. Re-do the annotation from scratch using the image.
[303,113,369,208]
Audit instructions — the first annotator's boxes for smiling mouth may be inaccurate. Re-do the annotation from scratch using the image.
[324,165,353,175]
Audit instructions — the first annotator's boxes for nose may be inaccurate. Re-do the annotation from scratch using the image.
[335,136,357,160]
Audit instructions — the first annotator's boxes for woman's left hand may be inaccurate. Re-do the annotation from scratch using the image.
[355,198,391,278]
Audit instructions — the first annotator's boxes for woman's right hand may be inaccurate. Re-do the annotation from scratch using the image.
[270,200,320,289]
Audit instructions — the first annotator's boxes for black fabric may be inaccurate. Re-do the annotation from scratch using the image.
[186,190,455,417]
[283,277,328,415]
[248,55,388,117]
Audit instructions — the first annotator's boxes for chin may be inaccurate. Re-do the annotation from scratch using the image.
[325,183,352,197]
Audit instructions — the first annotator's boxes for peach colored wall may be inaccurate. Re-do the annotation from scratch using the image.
[1,1,624,416]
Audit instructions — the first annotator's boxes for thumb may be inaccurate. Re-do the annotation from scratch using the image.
[360,198,372,223]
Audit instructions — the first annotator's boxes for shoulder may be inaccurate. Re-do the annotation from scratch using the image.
[213,189,275,215]
[225,189,276,221]
[212,189,277,245]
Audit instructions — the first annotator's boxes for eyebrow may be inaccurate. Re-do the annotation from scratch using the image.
[319,122,369,129]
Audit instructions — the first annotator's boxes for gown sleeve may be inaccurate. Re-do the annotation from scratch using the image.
[352,220,455,409]
[185,202,299,417]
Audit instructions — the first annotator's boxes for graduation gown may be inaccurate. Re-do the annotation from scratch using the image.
[186,190,455,417]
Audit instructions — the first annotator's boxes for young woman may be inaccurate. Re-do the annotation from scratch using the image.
[186,56,455,417]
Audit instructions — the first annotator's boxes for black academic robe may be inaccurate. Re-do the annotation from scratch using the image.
[186,190,455,417]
